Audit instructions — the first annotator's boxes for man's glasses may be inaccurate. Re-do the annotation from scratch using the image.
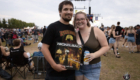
[76,18,86,21]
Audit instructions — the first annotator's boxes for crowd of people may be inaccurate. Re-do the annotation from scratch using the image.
[0,1,140,80]
[0,26,47,46]
[103,23,140,56]
[0,26,46,80]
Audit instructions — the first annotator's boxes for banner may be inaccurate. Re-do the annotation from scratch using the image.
[87,14,93,23]
[75,10,85,13]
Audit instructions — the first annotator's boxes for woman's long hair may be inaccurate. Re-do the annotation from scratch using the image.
[124,27,128,33]
[129,26,134,33]
[73,11,90,28]
[110,25,116,35]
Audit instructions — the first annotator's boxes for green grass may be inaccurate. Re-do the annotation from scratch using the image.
[0,37,140,80]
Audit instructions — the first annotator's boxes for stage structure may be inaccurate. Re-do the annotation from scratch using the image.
[65,0,102,27]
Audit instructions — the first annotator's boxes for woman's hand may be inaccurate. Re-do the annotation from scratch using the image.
[85,53,95,62]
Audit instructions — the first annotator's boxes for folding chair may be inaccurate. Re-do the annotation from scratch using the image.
[0,55,8,69]
[32,56,46,79]
[9,52,32,79]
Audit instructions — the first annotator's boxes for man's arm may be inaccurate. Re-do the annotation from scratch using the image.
[41,43,66,72]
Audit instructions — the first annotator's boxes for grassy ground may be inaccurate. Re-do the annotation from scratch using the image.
[0,37,140,80]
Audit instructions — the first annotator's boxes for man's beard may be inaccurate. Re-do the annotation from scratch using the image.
[62,14,72,22]
[62,17,71,22]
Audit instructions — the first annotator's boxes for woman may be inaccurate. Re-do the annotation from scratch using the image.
[73,11,109,80]
[10,39,33,69]
[126,26,136,53]
[27,33,33,40]
[122,27,128,47]
[108,25,121,58]
[10,39,29,62]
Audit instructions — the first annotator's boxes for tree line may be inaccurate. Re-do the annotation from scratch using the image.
[0,18,35,29]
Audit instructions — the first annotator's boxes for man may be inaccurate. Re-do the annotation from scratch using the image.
[115,21,123,51]
[4,30,9,47]
[135,25,140,53]
[41,1,76,80]
[32,26,39,43]
[100,24,104,31]
[43,26,46,36]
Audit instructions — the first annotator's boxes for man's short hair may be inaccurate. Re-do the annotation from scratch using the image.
[13,39,21,46]
[117,21,120,25]
[58,1,73,12]
[137,25,140,27]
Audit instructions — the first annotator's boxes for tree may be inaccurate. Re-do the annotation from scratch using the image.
[2,18,7,28]
[0,20,2,27]
[0,18,36,28]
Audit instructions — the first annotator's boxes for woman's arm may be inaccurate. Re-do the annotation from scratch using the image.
[86,27,109,61]
[23,52,29,58]
[134,30,136,40]
[0,46,10,56]
[126,30,129,36]
[113,31,121,38]
[108,30,111,37]
[123,30,126,35]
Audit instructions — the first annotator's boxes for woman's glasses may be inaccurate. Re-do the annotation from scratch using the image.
[76,18,86,21]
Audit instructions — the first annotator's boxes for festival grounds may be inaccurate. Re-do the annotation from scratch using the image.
[0,36,140,80]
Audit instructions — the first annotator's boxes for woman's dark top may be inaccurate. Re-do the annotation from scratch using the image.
[110,31,115,39]
[128,33,134,37]
[84,27,101,64]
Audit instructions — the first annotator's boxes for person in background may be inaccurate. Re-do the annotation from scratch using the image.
[10,39,33,70]
[32,26,39,43]
[43,26,46,36]
[4,30,9,47]
[100,24,104,31]
[27,33,33,40]
[135,25,140,53]
[115,21,123,50]
[122,27,128,47]
[0,41,12,80]
[109,25,121,58]
[24,29,28,39]
[33,42,44,57]
[1,29,5,42]
[126,26,136,53]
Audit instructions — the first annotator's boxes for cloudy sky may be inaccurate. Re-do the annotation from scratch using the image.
[0,0,140,28]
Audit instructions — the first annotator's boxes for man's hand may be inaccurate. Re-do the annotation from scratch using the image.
[51,64,67,72]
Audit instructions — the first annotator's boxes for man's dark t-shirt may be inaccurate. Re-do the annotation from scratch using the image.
[41,21,76,77]
[43,28,46,35]
[136,29,140,39]
[100,27,104,31]
[32,29,38,35]
[4,31,9,39]
[115,26,123,35]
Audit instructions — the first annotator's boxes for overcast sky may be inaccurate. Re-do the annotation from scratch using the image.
[0,0,140,28]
